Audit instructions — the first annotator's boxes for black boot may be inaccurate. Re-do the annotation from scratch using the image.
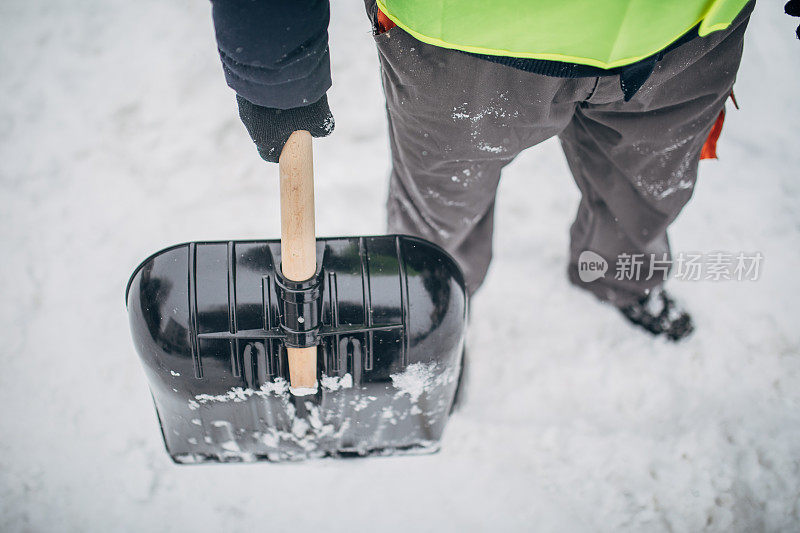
[618,288,694,341]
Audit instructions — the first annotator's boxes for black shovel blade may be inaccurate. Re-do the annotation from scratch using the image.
[126,235,467,463]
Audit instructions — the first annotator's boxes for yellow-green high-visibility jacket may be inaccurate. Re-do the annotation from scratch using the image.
[376,0,751,69]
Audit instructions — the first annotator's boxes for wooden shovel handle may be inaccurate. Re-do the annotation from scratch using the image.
[279,131,316,280]
[278,130,318,394]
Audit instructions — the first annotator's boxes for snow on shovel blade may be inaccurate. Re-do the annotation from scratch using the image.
[126,235,467,463]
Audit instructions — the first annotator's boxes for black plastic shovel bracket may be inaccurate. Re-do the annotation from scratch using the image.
[270,263,404,353]
[273,264,324,349]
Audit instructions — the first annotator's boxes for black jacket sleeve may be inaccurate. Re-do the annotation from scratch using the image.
[210,0,332,109]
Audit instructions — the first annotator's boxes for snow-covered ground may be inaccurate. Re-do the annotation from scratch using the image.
[1,1,799,531]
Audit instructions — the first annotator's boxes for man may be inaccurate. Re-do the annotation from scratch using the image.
[209,0,772,341]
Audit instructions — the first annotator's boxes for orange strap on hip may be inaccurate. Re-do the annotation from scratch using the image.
[377,8,397,34]
[701,91,738,160]
[701,109,725,160]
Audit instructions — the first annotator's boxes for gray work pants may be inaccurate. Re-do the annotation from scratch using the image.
[369,3,751,304]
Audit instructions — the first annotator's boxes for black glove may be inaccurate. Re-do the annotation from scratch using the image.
[787,0,800,40]
[236,94,334,163]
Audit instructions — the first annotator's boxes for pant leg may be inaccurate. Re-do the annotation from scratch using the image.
[560,5,752,306]
[372,23,591,295]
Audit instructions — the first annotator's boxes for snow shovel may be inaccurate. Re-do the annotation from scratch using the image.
[126,131,467,463]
